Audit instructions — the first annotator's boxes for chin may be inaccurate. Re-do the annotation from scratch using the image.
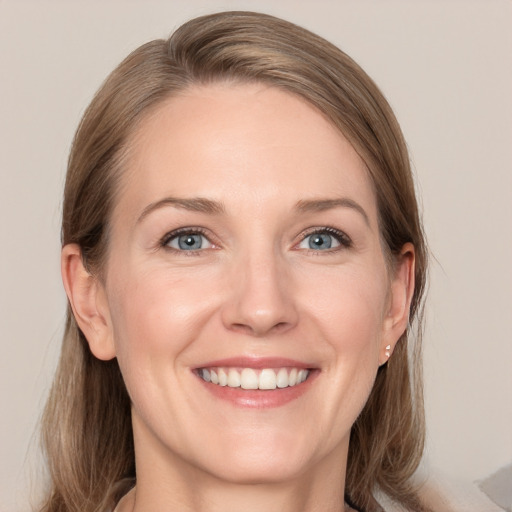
[190,426,335,486]
[203,455,307,486]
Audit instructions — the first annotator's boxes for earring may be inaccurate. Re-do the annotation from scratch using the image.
[385,345,391,358]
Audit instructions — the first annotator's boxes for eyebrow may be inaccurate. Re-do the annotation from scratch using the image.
[137,197,225,223]
[137,196,370,226]
[295,198,370,226]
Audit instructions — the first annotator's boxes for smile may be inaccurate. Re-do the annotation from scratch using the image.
[198,367,310,390]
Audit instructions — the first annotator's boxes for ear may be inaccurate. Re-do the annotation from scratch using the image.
[379,242,415,365]
[61,244,116,360]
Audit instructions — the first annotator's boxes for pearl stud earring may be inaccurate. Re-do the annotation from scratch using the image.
[385,345,391,358]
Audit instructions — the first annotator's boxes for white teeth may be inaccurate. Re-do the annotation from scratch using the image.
[227,368,241,387]
[199,367,310,390]
[218,368,228,386]
[276,368,288,388]
[259,369,277,390]
[240,368,258,389]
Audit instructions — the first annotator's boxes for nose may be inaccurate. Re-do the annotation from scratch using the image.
[221,250,298,337]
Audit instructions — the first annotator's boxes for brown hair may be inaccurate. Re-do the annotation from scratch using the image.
[40,11,428,512]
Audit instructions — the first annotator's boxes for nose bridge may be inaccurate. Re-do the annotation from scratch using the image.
[244,248,281,302]
[223,240,297,336]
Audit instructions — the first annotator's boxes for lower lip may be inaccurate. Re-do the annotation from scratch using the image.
[196,371,317,409]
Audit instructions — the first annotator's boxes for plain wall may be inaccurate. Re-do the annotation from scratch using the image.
[1,1,511,510]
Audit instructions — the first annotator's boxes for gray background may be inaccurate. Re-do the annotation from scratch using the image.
[1,1,511,510]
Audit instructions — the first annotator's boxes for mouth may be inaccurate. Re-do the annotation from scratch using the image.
[197,366,310,390]
[193,358,317,408]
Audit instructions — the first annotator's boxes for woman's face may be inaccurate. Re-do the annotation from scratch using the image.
[92,83,410,485]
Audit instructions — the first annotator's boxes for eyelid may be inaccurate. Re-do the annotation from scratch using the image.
[296,226,353,251]
[158,225,352,254]
[160,227,217,252]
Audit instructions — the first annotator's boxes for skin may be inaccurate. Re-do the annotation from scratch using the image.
[62,83,415,512]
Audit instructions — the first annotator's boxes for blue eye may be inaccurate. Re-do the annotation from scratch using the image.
[165,232,213,251]
[298,229,349,251]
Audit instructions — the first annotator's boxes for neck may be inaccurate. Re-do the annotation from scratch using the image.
[127,432,349,512]
[123,476,348,512]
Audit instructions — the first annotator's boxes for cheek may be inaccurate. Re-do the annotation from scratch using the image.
[301,263,389,350]
[321,296,384,393]
[301,263,389,411]
[104,265,222,438]
[106,265,217,377]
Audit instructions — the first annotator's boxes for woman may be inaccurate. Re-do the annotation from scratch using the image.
[40,11,428,512]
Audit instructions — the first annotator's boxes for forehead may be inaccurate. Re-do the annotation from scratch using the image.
[115,83,377,223]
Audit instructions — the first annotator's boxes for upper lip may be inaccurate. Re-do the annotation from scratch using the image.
[194,356,314,370]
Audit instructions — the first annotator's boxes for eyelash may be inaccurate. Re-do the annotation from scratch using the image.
[159,226,352,254]
[298,227,353,252]
[160,227,213,255]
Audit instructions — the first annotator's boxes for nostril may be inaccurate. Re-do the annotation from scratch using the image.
[230,323,256,335]
[229,320,291,337]
[273,321,290,332]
